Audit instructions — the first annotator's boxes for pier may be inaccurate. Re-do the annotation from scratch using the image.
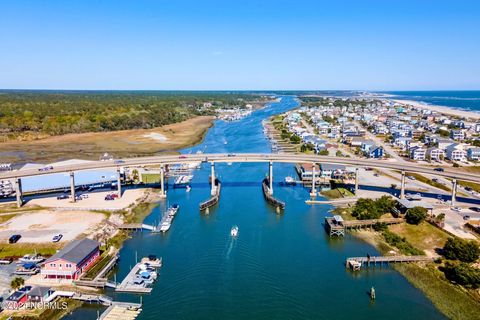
[262,178,285,212]
[325,216,403,237]
[346,255,434,271]
[99,302,143,320]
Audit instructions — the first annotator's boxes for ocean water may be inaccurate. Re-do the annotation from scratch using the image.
[383,91,480,113]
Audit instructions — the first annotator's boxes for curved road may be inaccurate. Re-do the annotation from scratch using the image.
[1,153,479,183]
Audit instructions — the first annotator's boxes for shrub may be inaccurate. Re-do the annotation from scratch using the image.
[373,222,388,232]
[443,238,480,263]
[351,196,395,220]
[442,262,480,288]
[405,206,428,225]
[383,230,424,255]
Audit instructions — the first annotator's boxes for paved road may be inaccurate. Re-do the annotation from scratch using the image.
[1,153,480,184]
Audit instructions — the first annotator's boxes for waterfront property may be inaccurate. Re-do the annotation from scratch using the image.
[41,238,101,280]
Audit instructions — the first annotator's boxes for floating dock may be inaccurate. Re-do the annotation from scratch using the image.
[115,257,162,293]
[199,179,221,212]
[262,178,285,211]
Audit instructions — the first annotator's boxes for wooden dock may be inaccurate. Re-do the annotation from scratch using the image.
[262,178,285,211]
[118,223,156,231]
[199,179,221,212]
[346,255,434,270]
[99,302,143,320]
[325,216,403,237]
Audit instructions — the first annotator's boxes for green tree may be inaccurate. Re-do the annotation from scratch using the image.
[318,149,329,156]
[376,195,395,214]
[442,262,480,288]
[10,277,25,290]
[352,198,381,220]
[405,206,428,225]
[443,238,480,263]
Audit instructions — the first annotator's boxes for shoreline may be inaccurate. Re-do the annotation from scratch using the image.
[391,98,480,120]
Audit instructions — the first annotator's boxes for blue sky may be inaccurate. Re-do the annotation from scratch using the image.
[0,0,479,90]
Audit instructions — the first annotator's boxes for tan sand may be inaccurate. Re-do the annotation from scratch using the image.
[392,99,480,120]
[0,210,105,243]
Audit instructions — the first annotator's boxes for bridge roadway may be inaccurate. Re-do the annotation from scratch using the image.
[1,153,479,183]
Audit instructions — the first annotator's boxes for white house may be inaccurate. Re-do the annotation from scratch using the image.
[426,147,445,161]
[409,146,427,161]
[445,143,467,161]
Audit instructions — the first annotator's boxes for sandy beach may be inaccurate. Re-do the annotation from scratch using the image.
[392,99,480,120]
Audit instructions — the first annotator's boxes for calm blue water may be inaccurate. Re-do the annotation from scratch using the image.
[64,96,444,320]
[384,91,480,112]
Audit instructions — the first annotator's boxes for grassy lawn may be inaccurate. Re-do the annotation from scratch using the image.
[141,173,160,184]
[321,187,354,199]
[408,173,451,192]
[330,206,356,220]
[458,180,480,193]
[0,204,45,214]
[82,252,114,279]
[389,221,449,253]
[395,263,480,320]
[0,242,63,259]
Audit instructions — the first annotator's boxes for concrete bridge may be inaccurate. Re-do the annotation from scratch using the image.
[2,153,478,207]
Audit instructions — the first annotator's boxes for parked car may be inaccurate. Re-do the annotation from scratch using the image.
[451,207,461,212]
[110,193,119,199]
[407,176,416,180]
[469,207,480,212]
[463,215,471,221]
[52,234,63,242]
[434,168,444,172]
[9,234,21,244]
[179,155,187,159]
[114,159,125,164]
[464,186,473,192]
[57,194,69,200]
[105,195,114,201]
[432,178,438,182]
[0,257,13,265]
[38,166,53,172]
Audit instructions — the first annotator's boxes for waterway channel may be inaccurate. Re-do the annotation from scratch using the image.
[65,96,444,319]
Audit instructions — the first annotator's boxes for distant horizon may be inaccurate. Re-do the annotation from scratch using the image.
[1,89,480,92]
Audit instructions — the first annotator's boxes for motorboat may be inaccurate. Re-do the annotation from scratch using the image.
[186,185,191,192]
[160,221,171,232]
[19,254,45,264]
[230,225,239,237]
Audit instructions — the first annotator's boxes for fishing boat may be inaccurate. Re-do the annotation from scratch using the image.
[230,225,239,237]
[284,176,296,185]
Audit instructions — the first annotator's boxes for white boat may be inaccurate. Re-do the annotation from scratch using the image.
[19,254,45,264]
[160,221,171,232]
[284,176,296,185]
[186,185,191,192]
[230,225,239,237]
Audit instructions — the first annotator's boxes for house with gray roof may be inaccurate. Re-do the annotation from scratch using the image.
[41,238,100,280]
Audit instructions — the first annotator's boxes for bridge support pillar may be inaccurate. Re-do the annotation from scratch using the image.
[15,178,23,208]
[400,171,406,199]
[117,168,122,198]
[159,165,166,198]
[354,167,359,194]
[451,179,457,206]
[269,161,273,194]
[310,163,317,197]
[70,171,76,202]
[210,162,215,196]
